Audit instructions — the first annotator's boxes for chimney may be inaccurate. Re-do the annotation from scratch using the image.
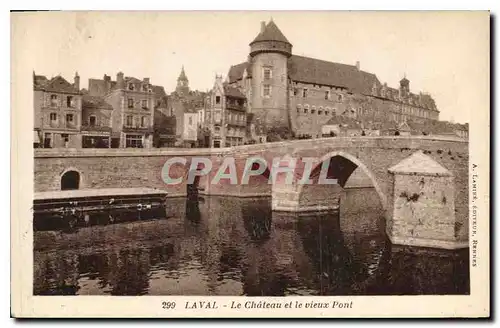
[117,71,124,89]
[355,61,360,71]
[74,71,80,90]
[260,21,266,33]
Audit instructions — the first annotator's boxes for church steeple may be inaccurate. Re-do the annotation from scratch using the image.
[176,65,190,96]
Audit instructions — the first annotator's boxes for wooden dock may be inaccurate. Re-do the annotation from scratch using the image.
[33,188,168,232]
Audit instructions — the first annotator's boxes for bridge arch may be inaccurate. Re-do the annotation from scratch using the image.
[60,168,82,190]
[296,151,387,210]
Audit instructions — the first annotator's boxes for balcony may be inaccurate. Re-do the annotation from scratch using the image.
[123,125,153,134]
[226,103,246,111]
[65,122,78,130]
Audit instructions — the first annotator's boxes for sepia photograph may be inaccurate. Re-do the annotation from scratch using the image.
[10,10,490,318]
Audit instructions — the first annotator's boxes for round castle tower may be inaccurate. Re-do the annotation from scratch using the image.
[249,20,293,134]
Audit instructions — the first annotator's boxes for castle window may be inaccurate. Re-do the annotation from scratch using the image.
[263,84,271,98]
[216,96,221,105]
[263,67,272,80]
[128,98,134,108]
[302,88,308,98]
[325,90,330,100]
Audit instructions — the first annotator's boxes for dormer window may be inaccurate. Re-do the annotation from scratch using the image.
[216,96,221,105]
[337,94,343,102]
[128,83,135,91]
[302,88,308,98]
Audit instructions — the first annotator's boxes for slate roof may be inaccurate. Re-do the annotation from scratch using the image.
[223,85,246,99]
[227,56,380,95]
[33,75,79,94]
[372,84,437,110]
[88,78,116,96]
[177,66,188,81]
[406,119,465,136]
[324,115,362,129]
[289,55,380,94]
[153,85,167,98]
[388,151,452,176]
[228,62,250,83]
[250,20,291,45]
[33,75,48,89]
[82,95,113,110]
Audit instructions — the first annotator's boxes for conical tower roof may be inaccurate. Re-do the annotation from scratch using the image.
[178,66,188,82]
[250,20,291,45]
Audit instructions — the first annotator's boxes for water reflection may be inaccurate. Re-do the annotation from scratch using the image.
[33,189,469,296]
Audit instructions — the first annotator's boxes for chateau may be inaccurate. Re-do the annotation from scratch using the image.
[225,20,441,139]
[33,20,468,150]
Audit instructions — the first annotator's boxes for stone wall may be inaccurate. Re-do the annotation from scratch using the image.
[251,52,289,130]
[34,136,468,243]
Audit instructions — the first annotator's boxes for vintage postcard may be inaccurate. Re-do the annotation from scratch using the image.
[11,10,490,318]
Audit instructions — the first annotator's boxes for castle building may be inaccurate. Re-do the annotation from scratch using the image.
[225,20,440,140]
[33,72,83,148]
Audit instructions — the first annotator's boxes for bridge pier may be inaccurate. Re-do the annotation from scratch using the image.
[386,151,468,250]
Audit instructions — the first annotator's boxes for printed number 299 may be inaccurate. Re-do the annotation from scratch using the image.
[162,301,176,309]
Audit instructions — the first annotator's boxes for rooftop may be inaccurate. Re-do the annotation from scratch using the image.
[33,74,80,94]
[388,150,452,176]
[250,20,292,45]
[82,94,113,110]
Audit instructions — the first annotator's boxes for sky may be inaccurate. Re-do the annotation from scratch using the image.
[12,11,489,123]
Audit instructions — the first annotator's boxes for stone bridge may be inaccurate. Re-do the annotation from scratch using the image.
[34,136,468,249]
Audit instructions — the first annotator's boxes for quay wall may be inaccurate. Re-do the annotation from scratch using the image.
[34,136,469,240]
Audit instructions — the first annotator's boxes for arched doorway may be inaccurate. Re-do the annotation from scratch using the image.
[61,170,80,190]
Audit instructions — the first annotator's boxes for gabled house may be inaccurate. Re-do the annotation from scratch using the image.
[33,72,82,148]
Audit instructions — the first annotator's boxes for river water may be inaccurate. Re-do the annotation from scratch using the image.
[33,188,469,296]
